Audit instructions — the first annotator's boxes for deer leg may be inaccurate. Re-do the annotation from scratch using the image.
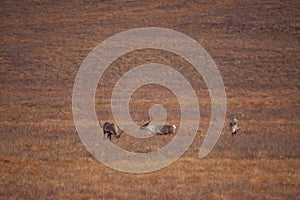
[104,131,110,139]
[112,131,117,138]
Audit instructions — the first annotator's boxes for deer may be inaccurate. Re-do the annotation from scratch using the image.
[140,116,176,135]
[100,121,121,140]
[229,112,244,136]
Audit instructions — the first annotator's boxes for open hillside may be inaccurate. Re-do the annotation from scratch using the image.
[1,0,299,199]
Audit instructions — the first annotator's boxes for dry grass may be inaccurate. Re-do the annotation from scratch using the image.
[1,0,299,199]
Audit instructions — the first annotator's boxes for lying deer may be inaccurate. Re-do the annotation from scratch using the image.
[140,117,176,135]
[229,112,244,136]
[100,122,121,140]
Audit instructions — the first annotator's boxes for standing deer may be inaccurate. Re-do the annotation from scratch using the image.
[229,112,244,136]
[140,117,176,135]
[100,122,121,140]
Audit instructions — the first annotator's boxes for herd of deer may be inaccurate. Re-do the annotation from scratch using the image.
[100,116,176,140]
[101,113,244,140]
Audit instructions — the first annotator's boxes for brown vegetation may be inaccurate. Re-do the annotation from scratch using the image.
[1,0,299,199]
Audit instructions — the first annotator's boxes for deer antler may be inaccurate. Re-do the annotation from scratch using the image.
[148,114,152,123]
[237,112,244,118]
[142,114,152,126]
[229,113,235,118]
[229,112,244,119]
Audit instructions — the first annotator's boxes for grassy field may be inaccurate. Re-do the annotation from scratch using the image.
[1,0,299,199]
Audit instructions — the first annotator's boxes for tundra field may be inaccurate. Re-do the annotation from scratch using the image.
[1,0,300,199]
